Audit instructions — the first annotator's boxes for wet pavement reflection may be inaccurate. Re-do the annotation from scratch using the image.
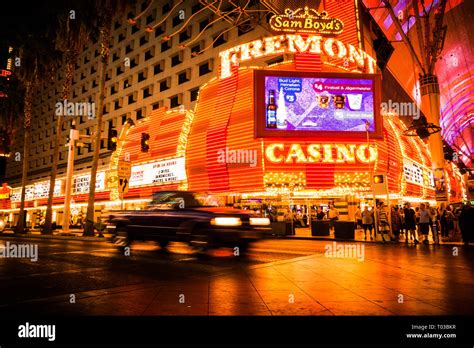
[0,236,473,316]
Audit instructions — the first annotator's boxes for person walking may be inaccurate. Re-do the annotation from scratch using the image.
[403,202,419,244]
[419,203,432,245]
[391,206,402,241]
[459,202,474,245]
[328,204,339,231]
[444,206,455,241]
[377,203,390,243]
[362,206,374,240]
[355,206,362,229]
[438,203,448,239]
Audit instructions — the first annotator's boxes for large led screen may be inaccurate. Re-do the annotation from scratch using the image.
[254,70,382,138]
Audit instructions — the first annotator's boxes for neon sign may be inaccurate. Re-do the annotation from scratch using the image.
[269,7,344,35]
[219,34,377,79]
[265,143,378,164]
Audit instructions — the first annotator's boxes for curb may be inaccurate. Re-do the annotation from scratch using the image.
[283,234,468,246]
[0,232,113,242]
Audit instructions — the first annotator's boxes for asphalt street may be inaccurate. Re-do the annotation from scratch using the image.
[1,236,474,316]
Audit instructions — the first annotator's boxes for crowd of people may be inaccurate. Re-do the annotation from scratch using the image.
[354,201,474,245]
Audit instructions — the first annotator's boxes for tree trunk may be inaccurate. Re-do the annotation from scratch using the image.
[43,60,75,234]
[16,82,33,234]
[83,25,110,236]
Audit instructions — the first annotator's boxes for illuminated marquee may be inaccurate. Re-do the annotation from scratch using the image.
[219,34,377,79]
[269,7,344,35]
[265,143,378,164]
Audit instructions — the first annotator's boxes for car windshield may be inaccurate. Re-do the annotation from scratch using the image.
[146,192,221,209]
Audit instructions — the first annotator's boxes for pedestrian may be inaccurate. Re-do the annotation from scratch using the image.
[377,203,390,242]
[316,207,326,220]
[459,202,474,245]
[438,203,448,238]
[445,206,455,240]
[419,203,432,245]
[328,204,339,230]
[362,206,374,240]
[391,206,402,240]
[415,206,421,237]
[355,206,362,229]
[403,202,419,244]
[429,205,440,245]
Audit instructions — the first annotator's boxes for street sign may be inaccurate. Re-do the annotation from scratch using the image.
[119,177,129,194]
[118,161,131,179]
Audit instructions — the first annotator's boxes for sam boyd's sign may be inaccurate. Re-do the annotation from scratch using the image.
[269,7,344,35]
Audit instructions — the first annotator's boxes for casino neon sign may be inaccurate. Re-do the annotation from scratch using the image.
[265,143,378,164]
[219,34,377,79]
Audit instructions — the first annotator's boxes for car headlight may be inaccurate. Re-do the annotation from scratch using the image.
[250,217,271,226]
[211,217,242,227]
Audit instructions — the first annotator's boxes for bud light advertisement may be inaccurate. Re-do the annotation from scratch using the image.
[263,74,376,132]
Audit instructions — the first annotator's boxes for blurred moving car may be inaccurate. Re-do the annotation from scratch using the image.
[106,191,270,253]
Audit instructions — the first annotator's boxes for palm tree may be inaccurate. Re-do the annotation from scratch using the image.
[42,9,93,235]
[83,0,131,236]
[14,34,59,233]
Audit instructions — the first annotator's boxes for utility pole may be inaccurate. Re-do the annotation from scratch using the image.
[62,120,79,233]
[383,0,448,202]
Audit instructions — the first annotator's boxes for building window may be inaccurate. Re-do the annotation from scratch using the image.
[124,77,132,89]
[146,13,155,25]
[110,83,118,95]
[153,60,164,75]
[125,43,134,54]
[170,94,182,108]
[144,47,154,61]
[159,78,170,92]
[213,32,228,48]
[178,69,190,84]
[172,15,183,27]
[138,69,147,82]
[191,42,202,57]
[161,40,171,52]
[162,2,171,14]
[143,85,153,98]
[179,27,191,43]
[139,34,149,46]
[114,98,123,110]
[128,92,137,104]
[131,21,140,34]
[190,87,199,102]
[152,101,163,110]
[112,51,120,62]
[200,18,210,32]
[171,53,182,67]
[192,3,202,14]
[199,60,213,76]
[136,108,145,120]
[155,24,165,37]
[116,66,124,76]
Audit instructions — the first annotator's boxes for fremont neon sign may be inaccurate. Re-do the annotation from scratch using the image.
[265,143,378,164]
[219,34,377,79]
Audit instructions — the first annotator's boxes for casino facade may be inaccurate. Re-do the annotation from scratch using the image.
[0,0,468,228]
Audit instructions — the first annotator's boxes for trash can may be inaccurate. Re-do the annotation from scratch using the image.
[285,221,295,235]
[271,222,286,236]
[334,221,355,240]
[311,220,330,236]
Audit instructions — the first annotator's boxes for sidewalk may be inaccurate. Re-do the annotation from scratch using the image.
[286,226,468,246]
